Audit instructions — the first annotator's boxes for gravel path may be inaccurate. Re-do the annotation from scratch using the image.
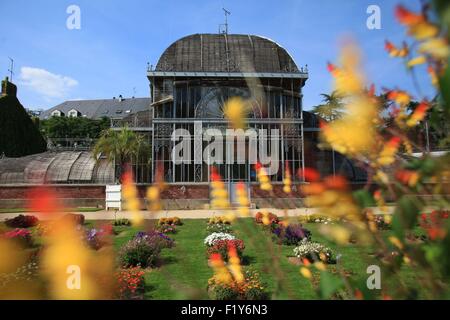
[0,207,398,221]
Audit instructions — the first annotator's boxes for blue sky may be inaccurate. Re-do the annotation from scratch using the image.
[0,0,435,111]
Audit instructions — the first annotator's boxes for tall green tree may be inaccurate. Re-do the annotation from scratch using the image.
[311,91,344,122]
[92,127,150,182]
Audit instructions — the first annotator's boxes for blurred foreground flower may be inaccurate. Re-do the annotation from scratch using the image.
[122,170,144,226]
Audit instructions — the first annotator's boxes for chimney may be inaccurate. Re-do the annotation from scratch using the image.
[118,94,123,102]
[1,77,17,97]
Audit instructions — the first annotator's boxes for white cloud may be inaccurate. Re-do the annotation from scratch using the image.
[19,66,78,99]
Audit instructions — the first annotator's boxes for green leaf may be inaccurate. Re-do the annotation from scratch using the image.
[438,57,450,118]
[392,196,422,238]
[352,190,375,208]
[319,271,344,299]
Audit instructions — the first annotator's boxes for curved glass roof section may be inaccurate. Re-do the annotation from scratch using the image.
[0,151,114,185]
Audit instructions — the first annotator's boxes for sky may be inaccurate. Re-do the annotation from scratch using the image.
[0,0,435,111]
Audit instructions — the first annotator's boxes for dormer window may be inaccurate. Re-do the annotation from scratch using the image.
[51,110,64,117]
[68,109,81,118]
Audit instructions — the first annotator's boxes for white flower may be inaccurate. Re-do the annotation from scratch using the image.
[293,240,333,262]
[204,232,235,246]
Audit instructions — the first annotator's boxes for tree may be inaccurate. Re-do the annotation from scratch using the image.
[40,116,110,139]
[311,91,345,122]
[92,127,150,182]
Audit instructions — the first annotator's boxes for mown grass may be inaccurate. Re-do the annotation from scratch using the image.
[0,217,427,299]
[111,218,427,299]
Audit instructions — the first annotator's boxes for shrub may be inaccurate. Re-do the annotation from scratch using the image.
[206,223,233,234]
[271,223,311,245]
[115,267,146,300]
[84,228,109,250]
[293,239,334,263]
[61,213,85,225]
[204,232,235,246]
[135,231,175,249]
[207,269,268,300]
[255,212,279,225]
[113,218,131,226]
[208,216,232,225]
[119,238,161,268]
[2,228,33,247]
[156,224,177,234]
[158,217,182,226]
[207,239,245,262]
[4,215,38,228]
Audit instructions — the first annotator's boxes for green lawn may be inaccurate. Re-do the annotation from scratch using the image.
[0,217,426,299]
[109,218,426,299]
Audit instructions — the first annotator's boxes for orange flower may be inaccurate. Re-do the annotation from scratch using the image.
[395,5,424,25]
[283,162,292,194]
[324,175,348,191]
[385,41,409,58]
[406,101,430,127]
[255,162,272,191]
[387,90,411,107]
[299,167,321,182]
[428,65,439,87]
[396,170,420,187]
[122,170,143,225]
[377,136,401,166]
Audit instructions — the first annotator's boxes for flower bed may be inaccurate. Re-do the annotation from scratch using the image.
[271,223,311,245]
[156,224,177,234]
[207,269,268,300]
[208,216,232,225]
[206,239,245,262]
[254,212,279,225]
[5,215,39,228]
[2,228,33,247]
[292,240,334,264]
[206,223,233,234]
[84,227,110,250]
[158,217,182,226]
[204,232,235,246]
[118,231,174,268]
[116,267,146,300]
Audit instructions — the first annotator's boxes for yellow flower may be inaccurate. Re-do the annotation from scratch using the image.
[314,261,327,271]
[223,97,248,129]
[388,236,404,250]
[384,215,392,224]
[146,185,162,211]
[406,55,426,68]
[419,38,450,60]
[408,22,439,40]
[300,267,312,279]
